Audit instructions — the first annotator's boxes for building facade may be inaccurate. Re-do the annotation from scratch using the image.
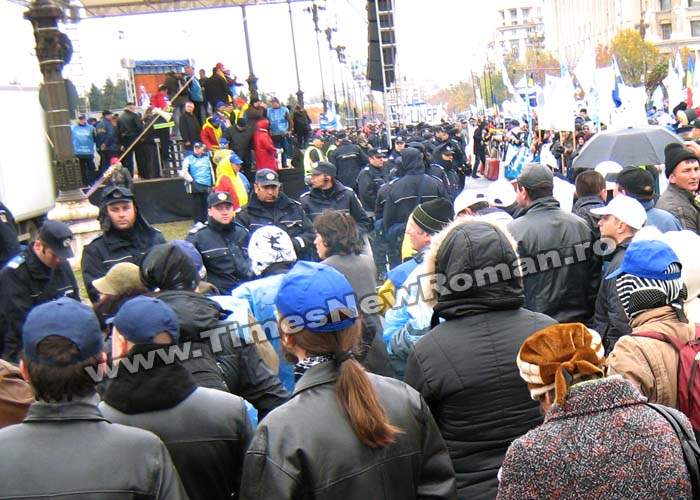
[494,0,546,62]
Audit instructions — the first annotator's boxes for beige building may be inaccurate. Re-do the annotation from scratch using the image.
[544,0,700,64]
[494,0,546,62]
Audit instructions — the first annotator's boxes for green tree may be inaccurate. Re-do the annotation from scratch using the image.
[427,81,474,114]
[87,83,103,111]
[608,28,666,95]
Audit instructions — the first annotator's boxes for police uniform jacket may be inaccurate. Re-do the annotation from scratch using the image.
[81,207,165,303]
[329,141,369,189]
[0,202,19,269]
[300,180,372,233]
[356,164,391,215]
[236,192,314,258]
[186,218,252,294]
[0,245,79,362]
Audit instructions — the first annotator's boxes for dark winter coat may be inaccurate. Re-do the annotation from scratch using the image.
[240,361,457,499]
[572,194,605,240]
[508,196,600,323]
[155,290,289,420]
[116,109,143,146]
[186,218,252,294]
[657,182,700,233]
[81,199,165,303]
[0,245,79,363]
[382,147,446,231]
[205,72,231,109]
[330,141,369,189]
[179,111,202,148]
[356,164,391,215]
[498,377,692,499]
[0,397,188,499]
[404,220,556,499]
[223,125,254,169]
[0,202,19,269]
[236,192,314,258]
[593,238,632,353]
[100,345,253,500]
[300,180,372,233]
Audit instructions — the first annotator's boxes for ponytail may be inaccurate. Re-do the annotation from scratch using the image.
[336,354,401,448]
[291,322,401,448]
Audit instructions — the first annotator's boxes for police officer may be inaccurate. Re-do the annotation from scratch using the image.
[236,169,314,259]
[186,191,252,294]
[356,148,391,215]
[300,162,372,234]
[329,132,368,189]
[431,126,465,167]
[0,220,79,362]
[383,147,446,267]
[428,146,456,197]
[81,186,165,303]
[303,133,327,175]
[0,202,19,268]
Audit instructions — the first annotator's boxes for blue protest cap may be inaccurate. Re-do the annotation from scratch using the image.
[606,240,682,281]
[275,261,358,333]
[23,297,103,365]
[230,152,243,165]
[114,296,179,344]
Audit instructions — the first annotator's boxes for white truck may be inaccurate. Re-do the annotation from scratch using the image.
[0,84,56,241]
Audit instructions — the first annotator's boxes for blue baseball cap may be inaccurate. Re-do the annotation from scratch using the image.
[114,296,179,344]
[606,240,682,281]
[230,152,243,165]
[275,261,358,333]
[23,297,103,365]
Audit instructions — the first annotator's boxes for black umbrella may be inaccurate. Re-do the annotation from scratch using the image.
[572,126,682,169]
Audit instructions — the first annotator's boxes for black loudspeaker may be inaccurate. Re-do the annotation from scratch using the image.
[367,0,396,92]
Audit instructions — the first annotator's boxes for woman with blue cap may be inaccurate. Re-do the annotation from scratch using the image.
[239,261,457,499]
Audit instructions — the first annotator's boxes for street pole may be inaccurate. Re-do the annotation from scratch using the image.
[240,5,259,101]
[287,0,304,106]
[307,2,327,112]
[324,27,340,115]
[25,0,99,263]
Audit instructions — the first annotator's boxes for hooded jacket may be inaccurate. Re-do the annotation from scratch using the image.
[253,119,278,170]
[331,141,369,189]
[404,220,556,499]
[382,147,446,232]
[572,194,605,240]
[507,196,600,323]
[81,195,165,303]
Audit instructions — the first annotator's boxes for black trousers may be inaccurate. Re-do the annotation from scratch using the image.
[136,143,159,179]
[78,155,97,187]
[191,191,209,223]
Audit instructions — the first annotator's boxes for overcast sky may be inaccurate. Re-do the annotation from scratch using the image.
[2,0,496,100]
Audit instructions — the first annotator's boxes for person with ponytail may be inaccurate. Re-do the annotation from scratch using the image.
[240,261,456,500]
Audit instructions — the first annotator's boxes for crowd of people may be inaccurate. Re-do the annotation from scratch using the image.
[3,65,700,498]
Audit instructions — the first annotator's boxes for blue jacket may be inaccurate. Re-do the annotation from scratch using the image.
[94,118,118,151]
[231,272,295,392]
[71,123,95,156]
[184,153,214,186]
[267,106,290,135]
[641,200,683,232]
[188,77,204,103]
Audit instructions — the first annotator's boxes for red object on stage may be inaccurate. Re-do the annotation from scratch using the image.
[486,158,500,181]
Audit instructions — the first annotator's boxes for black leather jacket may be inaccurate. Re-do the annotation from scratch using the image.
[186,218,252,294]
[0,397,187,499]
[508,197,600,323]
[240,361,457,499]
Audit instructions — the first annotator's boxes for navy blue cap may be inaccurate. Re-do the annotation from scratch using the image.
[101,185,134,206]
[275,261,358,333]
[606,240,682,281]
[172,239,205,278]
[255,169,281,186]
[311,161,337,177]
[23,297,103,365]
[114,296,179,344]
[208,190,234,207]
[38,220,74,259]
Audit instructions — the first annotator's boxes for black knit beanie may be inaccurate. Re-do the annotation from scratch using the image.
[664,143,697,178]
[411,198,454,234]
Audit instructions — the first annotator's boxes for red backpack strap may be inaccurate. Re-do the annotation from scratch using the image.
[632,330,687,353]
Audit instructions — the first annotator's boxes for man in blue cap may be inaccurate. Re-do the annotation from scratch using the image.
[0,298,187,499]
[0,220,79,363]
[100,296,252,500]
[608,240,693,410]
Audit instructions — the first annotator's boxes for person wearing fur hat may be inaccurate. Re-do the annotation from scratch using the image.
[607,240,694,410]
[498,323,692,499]
[403,219,556,498]
[656,143,700,233]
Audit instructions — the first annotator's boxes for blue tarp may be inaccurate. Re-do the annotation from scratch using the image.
[133,59,190,74]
